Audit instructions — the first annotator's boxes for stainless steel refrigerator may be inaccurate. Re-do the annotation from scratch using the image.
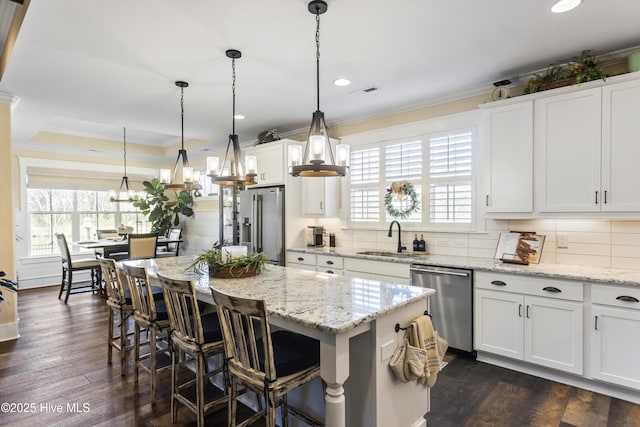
[239,186,285,265]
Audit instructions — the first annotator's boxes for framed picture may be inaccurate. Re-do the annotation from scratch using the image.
[494,231,545,265]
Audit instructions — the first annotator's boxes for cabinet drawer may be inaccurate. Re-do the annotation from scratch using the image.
[287,252,316,267]
[475,272,583,302]
[344,258,410,279]
[317,255,343,269]
[318,268,343,276]
[592,284,640,310]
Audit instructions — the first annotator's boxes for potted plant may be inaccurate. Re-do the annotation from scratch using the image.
[524,50,607,94]
[132,177,194,236]
[187,242,269,278]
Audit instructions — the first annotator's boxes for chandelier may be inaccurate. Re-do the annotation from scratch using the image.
[289,0,350,177]
[109,127,139,203]
[160,81,202,191]
[207,49,257,188]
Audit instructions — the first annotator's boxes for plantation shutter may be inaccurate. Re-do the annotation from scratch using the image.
[350,147,380,222]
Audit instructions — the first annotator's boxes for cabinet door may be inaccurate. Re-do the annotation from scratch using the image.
[524,296,583,375]
[535,88,602,212]
[474,289,524,359]
[256,144,284,186]
[483,101,533,212]
[602,79,640,211]
[301,176,339,217]
[591,305,640,390]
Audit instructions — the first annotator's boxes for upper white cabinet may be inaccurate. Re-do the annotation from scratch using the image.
[535,87,602,212]
[601,78,640,211]
[252,142,285,186]
[482,101,533,213]
[301,176,339,217]
[534,76,640,213]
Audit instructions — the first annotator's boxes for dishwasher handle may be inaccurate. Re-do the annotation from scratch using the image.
[410,266,470,277]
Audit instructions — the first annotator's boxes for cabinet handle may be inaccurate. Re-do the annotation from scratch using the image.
[518,304,522,317]
[326,270,334,274]
[526,305,530,318]
[595,191,599,205]
[542,286,562,293]
[491,280,507,287]
[604,190,608,204]
[486,195,489,207]
[326,260,334,265]
[320,201,324,211]
[616,295,640,303]
[297,257,304,261]
[595,315,598,331]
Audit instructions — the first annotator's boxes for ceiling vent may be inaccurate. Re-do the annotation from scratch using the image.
[350,86,380,96]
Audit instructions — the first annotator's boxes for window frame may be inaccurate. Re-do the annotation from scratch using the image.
[343,111,480,232]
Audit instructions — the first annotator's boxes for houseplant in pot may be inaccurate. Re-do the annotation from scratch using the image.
[187,242,269,278]
[133,177,194,236]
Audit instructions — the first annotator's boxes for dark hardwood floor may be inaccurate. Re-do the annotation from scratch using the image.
[1,286,639,427]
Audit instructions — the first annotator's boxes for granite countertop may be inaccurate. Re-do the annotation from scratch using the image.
[289,247,640,288]
[123,255,435,334]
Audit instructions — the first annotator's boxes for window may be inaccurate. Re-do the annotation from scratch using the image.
[27,189,150,256]
[347,125,476,230]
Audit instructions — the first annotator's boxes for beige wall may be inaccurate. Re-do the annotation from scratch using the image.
[0,101,17,333]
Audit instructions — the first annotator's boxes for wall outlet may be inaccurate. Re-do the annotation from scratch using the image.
[557,232,569,249]
[380,340,395,362]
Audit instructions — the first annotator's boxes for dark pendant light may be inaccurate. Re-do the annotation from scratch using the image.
[110,127,139,203]
[160,81,202,191]
[207,49,257,188]
[289,0,350,177]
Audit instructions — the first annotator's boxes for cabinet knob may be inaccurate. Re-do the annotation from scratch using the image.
[491,280,507,286]
[542,286,562,293]
[616,295,639,303]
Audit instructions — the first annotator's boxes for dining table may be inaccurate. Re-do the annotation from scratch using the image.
[123,255,436,427]
[71,236,183,257]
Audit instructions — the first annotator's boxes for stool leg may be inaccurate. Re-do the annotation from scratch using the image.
[134,322,140,386]
[107,308,114,364]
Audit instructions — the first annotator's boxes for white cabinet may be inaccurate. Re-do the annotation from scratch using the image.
[482,101,533,212]
[286,251,344,275]
[316,254,343,275]
[475,272,583,375]
[590,284,640,390]
[535,88,602,212]
[302,177,339,217]
[286,251,316,271]
[251,142,285,186]
[601,79,640,211]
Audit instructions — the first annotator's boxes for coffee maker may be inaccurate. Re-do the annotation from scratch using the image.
[306,226,325,247]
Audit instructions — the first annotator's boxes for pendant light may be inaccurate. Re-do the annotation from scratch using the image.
[289,0,350,177]
[206,49,257,188]
[110,127,139,203]
[160,81,202,191]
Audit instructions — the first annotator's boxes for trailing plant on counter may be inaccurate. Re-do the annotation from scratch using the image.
[187,241,269,278]
[132,177,194,236]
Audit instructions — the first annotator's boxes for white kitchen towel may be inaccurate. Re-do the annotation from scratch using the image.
[409,314,446,386]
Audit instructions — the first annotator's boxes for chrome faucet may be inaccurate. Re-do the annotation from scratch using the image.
[387,220,406,253]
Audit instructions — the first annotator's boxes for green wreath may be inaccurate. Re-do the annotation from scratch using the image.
[384,181,420,219]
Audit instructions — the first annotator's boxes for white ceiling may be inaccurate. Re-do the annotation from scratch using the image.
[1,0,640,159]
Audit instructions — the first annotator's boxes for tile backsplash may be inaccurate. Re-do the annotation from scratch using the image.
[315,218,640,271]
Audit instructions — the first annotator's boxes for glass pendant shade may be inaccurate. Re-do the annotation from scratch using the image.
[162,81,201,191]
[208,49,257,188]
[110,127,139,203]
[289,0,348,178]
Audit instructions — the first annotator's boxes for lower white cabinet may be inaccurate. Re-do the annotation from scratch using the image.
[286,251,344,274]
[286,251,316,272]
[343,257,410,285]
[475,272,583,375]
[590,284,640,390]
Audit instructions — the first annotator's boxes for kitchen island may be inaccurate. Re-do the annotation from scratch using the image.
[124,255,436,427]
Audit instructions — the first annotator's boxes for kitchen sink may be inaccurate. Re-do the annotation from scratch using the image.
[356,250,419,258]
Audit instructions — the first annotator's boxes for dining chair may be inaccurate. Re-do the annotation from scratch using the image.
[211,288,324,427]
[156,227,182,258]
[127,233,159,260]
[121,263,171,404]
[98,257,134,375]
[55,233,101,304]
[157,273,227,426]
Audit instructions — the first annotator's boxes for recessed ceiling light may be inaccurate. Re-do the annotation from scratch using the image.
[334,78,351,87]
[233,114,245,120]
[551,0,582,13]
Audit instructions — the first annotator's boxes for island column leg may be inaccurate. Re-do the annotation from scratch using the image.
[320,333,349,427]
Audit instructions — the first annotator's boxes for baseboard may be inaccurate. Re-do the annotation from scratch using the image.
[476,351,640,404]
[0,320,19,342]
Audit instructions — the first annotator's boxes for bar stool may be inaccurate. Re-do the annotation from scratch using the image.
[121,263,171,404]
[157,273,227,426]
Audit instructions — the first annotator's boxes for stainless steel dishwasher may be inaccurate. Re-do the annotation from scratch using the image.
[410,263,474,354]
